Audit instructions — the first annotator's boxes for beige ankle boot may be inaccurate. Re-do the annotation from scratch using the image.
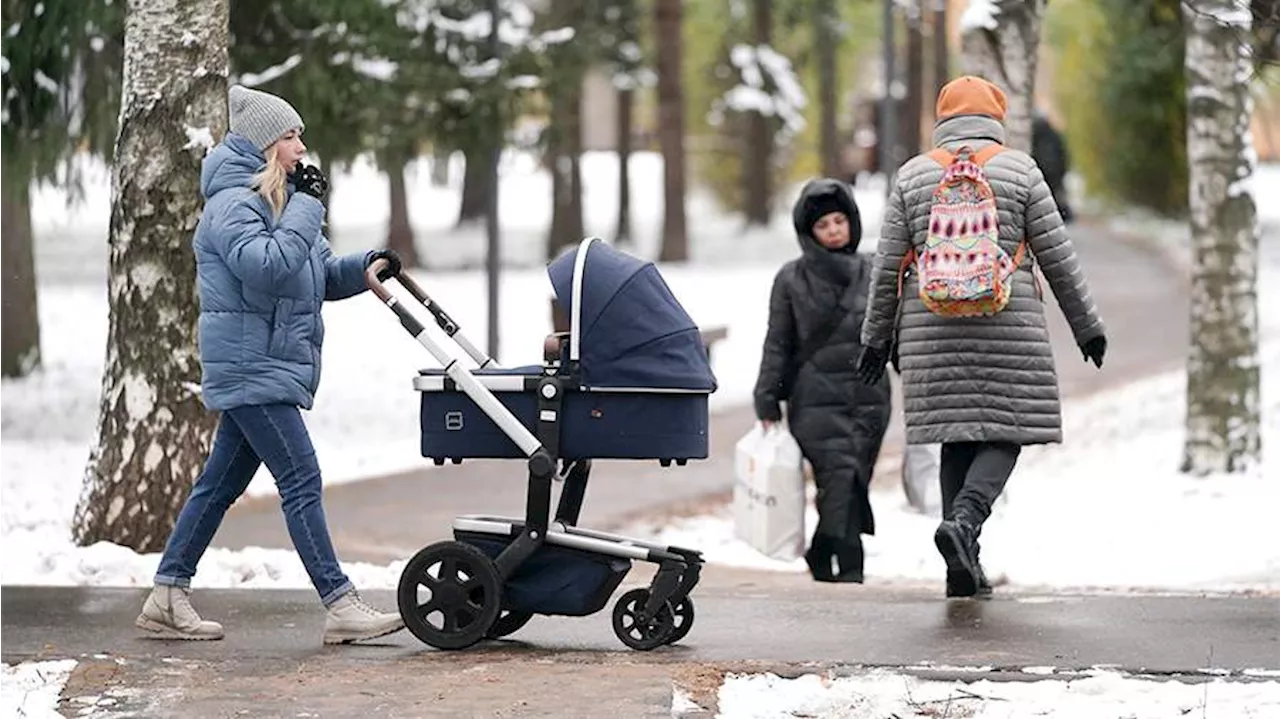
[135,585,224,640]
[323,591,405,644]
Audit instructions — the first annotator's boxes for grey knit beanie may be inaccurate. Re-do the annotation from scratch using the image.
[228,85,305,152]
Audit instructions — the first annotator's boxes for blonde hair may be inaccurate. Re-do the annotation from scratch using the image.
[251,144,288,220]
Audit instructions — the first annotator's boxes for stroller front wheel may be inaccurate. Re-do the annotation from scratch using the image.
[397,540,503,650]
[611,588,676,650]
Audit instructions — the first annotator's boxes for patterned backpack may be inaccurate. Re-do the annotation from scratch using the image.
[897,144,1027,318]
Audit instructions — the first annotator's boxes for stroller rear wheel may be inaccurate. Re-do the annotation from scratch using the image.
[611,588,676,650]
[487,609,534,639]
[397,540,503,650]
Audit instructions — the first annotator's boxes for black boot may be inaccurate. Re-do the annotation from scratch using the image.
[832,538,865,584]
[947,539,994,599]
[805,534,836,582]
[935,519,981,598]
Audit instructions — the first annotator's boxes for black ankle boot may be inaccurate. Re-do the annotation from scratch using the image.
[935,520,981,598]
[832,539,865,584]
[805,534,836,582]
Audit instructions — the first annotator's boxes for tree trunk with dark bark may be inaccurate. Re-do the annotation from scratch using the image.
[615,84,634,245]
[904,5,925,157]
[932,0,949,102]
[385,154,420,267]
[72,0,227,552]
[457,150,491,226]
[1181,0,1261,476]
[814,0,840,179]
[743,0,773,226]
[1,169,40,378]
[655,0,688,261]
[958,0,1045,152]
[547,82,585,260]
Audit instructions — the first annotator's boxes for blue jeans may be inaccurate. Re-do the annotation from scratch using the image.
[155,404,354,606]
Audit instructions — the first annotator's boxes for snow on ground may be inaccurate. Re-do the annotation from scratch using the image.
[709,669,1280,719]
[1,659,77,719]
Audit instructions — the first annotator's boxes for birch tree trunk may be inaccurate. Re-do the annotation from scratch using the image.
[73,0,228,552]
[958,0,1045,153]
[1181,1,1262,477]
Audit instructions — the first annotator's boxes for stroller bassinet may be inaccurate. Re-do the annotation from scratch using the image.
[366,238,714,651]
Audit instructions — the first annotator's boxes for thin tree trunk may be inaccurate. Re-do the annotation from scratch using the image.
[457,150,491,226]
[958,0,1045,153]
[904,5,925,156]
[385,154,420,268]
[1,169,40,377]
[615,84,634,245]
[814,0,840,179]
[72,0,227,552]
[932,0,949,102]
[656,0,687,261]
[1181,1,1261,476]
[743,0,773,226]
[547,82,585,260]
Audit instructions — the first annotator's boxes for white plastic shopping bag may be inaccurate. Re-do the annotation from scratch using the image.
[732,422,806,561]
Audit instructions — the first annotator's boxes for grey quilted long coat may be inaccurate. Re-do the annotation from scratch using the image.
[861,115,1105,446]
[754,180,892,540]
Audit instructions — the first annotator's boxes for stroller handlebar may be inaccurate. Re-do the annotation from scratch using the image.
[366,258,431,306]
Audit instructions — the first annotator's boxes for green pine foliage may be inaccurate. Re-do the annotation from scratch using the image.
[1046,0,1188,216]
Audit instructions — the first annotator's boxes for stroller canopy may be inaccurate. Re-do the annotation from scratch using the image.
[548,239,717,391]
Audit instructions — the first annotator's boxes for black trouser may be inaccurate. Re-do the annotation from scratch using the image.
[940,441,1022,530]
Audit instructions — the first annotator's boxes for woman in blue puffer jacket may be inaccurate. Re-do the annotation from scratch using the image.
[135,85,405,645]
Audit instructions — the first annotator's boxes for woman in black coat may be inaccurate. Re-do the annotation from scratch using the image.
[753,179,893,583]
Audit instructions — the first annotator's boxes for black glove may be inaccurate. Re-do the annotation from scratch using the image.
[369,249,403,282]
[1081,334,1106,368]
[856,344,889,385]
[293,164,329,202]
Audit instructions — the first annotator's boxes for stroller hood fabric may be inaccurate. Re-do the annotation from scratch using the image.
[548,241,718,392]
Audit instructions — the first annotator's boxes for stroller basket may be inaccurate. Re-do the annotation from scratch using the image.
[366,237,712,652]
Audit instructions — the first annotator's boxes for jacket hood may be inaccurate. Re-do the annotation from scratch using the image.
[790,178,863,284]
[791,178,862,252]
[200,132,267,200]
[932,114,1006,151]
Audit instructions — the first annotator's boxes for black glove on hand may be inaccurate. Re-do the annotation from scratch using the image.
[294,164,329,202]
[1081,334,1107,369]
[369,249,403,281]
[856,344,889,385]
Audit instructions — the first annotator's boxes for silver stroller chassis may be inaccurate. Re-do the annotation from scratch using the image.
[365,254,704,651]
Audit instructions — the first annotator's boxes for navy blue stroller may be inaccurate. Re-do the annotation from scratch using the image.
[365,238,715,651]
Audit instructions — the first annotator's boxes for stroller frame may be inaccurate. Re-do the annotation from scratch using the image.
[366,239,705,651]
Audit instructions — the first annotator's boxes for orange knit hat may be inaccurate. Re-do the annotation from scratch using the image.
[935,75,1008,122]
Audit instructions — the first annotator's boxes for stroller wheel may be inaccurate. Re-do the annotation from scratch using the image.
[397,541,503,650]
[666,597,695,645]
[611,588,675,651]
[486,609,534,639]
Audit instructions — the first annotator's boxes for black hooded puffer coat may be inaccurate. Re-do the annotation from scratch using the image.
[752,179,893,540]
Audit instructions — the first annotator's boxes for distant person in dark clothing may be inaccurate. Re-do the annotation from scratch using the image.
[1032,112,1073,223]
[754,179,892,583]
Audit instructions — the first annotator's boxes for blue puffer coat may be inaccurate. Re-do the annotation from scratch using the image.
[193,132,371,411]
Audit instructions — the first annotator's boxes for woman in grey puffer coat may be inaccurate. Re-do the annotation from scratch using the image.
[754,179,892,583]
[858,76,1107,598]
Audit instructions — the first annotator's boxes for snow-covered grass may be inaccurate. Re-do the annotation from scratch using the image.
[709,669,1280,719]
